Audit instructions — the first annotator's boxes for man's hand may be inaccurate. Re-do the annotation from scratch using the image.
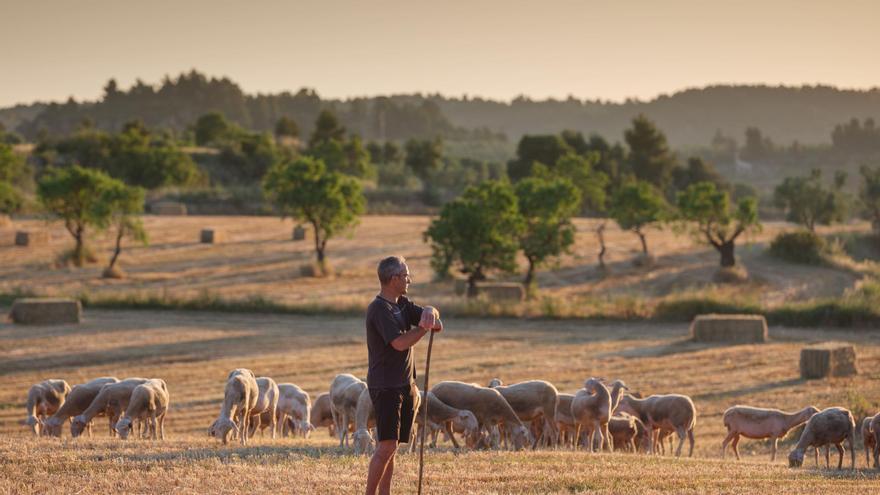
[419,306,442,332]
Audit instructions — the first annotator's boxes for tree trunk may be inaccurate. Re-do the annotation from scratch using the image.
[636,229,648,255]
[467,273,479,298]
[596,221,607,268]
[719,240,736,267]
[73,226,85,267]
[523,258,537,298]
[108,227,124,270]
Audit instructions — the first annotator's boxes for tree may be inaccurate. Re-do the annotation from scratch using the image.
[671,157,728,193]
[624,115,677,190]
[424,181,524,295]
[773,169,849,232]
[37,166,122,266]
[308,110,346,149]
[274,116,299,139]
[0,181,22,215]
[609,181,667,257]
[741,126,774,162]
[263,157,365,275]
[194,112,236,146]
[507,134,572,181]
[0,141,28,184]
[858,164,880,233]
[99,182,147,276]
[514,177,581,294]
[676,181,760,267]
[404,138,443,181]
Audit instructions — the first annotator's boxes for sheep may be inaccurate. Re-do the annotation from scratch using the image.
[24,379,70,436]
[555,393,576,447]
[115,379,169,440]
[870,413,880,469]
[310,392,336,438]
[329,374,366,447]
[247,377,279,439]
[431,381,530,451]
[721,405,820,461]
[616,392,697,457]
[491,380,559,448]
[71,378,149,438]
[277,383,313,438]
[788,407,855,469]
[208,368,259,445]
[609,414,639,452]
[43,377,119,437]
[412,391,479,451]
[860,416,877,468]
[571,378,610,452]
[353,387,376,455]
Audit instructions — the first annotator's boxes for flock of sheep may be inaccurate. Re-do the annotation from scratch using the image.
[23,371,880,470]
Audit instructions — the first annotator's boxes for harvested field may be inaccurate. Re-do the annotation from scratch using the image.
[1,309,879,493]
[0,216,871,310]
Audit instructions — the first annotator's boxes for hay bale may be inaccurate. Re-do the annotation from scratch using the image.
[11,298,81,325]
[15,230,49,247]
[476,283,525,302]
[690,314,768,343]
[800,342,858,379]
[292,225,306,241]
[152,202,187,216]
[200,229,227,244]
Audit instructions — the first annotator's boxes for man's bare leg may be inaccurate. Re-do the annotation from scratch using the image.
[366,440,397,495]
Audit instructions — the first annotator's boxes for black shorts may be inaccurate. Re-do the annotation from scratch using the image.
[370,384,417,443]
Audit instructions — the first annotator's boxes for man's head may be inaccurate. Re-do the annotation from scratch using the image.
[377,256,410,296]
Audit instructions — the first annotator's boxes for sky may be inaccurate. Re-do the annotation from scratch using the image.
[1,0,878,107]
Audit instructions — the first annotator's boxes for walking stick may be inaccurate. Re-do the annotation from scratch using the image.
[417,327,435,495]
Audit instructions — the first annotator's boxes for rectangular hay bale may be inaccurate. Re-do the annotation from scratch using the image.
[15,230,50,247]
[152,202,187,216]
[690,314,768,343]
[292,225,306,241]
[800,342,858,379]
[476,282,525,302]
[11,298,81,325]
[200,229,227,244]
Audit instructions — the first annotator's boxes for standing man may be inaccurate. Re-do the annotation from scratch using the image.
[365,256,442,495]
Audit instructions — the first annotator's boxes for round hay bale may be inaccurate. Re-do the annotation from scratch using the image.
[292,225,306,241]
[475,283,525,302]
[690,314,768,343]
[200,229,227,244]
[800,342,858,379]
[15,230,50,247]
[151,201,187,216]
[714,265,749,284]
[11,298,81,325]
[102,265,126,279]
[632,253,655,268]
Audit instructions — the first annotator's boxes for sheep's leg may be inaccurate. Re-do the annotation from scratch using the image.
[873,433,880,468]
[150,412,158,440]
[771,437,778,462]
[574,424,581,451]
[270,410,277,440]
[159,413,166,440]
[445,423,460,449]
[813,446,819,467]
[834,443,844,470]
[673,426,686,457]
[721,431,736,459]
[687,428,695,458]
[848,433,855,470]
[604,424,613,453]
[731,435,741,460]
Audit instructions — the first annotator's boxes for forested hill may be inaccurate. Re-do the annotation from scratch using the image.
[2,71,879,147]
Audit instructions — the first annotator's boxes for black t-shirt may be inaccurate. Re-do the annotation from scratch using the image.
[366,295,424,389]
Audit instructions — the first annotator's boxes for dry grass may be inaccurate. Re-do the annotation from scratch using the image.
[1,309,879,493]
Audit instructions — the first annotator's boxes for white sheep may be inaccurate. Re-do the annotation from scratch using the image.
[277,383,313,438]
[721,405,819,461]
[616,392,697,457]
[310,392,336,438]
[788,407,855,469]
[491,380,559,448]
[24,379,70,436]
[432,381,530,450]
[248,377,280,439]
[868,413,880,469]
[42,377,119,437]
[329,374,366,447]
[571,378,612,452]
[115,379,169,440]
[413,390,479,451]
[209,368,259,445]
[71,378,149,438]
[353,387,376,455]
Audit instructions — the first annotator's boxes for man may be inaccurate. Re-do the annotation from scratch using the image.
[365,256,442,495]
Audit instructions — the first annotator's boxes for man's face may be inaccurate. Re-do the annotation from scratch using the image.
[393,263,411,295]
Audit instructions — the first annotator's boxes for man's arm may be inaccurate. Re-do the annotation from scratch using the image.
[390,305,441,351]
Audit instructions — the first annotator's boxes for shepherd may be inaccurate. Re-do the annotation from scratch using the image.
[365,256,442,495]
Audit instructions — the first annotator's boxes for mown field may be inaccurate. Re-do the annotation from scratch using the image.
[2,309,879,494]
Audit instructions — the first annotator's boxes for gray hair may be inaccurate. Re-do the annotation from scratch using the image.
[377,256,406,285]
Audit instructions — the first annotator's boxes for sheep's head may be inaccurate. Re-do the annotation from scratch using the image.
[510,425,531,451]
[70,415,89,438]
[209,418,238,444]
[353,429,374,455]
[300,421,315,439]
[788,449,804,468]
[804,406,820,418]
[454,410,479,434]
[464,428,484,449]
[115,417,134,440]
[488,378,502,388]
[42,417,63,437]
[583,378,603,392]
[25,415,41,435]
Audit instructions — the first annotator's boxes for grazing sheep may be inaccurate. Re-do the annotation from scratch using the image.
[329,374,366,447]
[209,368,259,445]
[24,379,70,436]
[413,391,479,451]
[721,405,820,461]
[616,392,697,457]
[609,414,640,452]
[432,381,530,450]
[310,392,336,438]
[571,378,613,452]
[277,383,313,438]
[248,377,279,439]
[71,378,149,438]
[555,393,577,447]
[862,413,880,469]
[353,387,377,455]
[115,379,169,440]
[492,380,559,448]
[788,407,855,469]
[43,377,119,437]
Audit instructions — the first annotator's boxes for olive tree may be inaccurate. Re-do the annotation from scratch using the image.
[773,169,849,232]
[609,181,667,257]
[100,182,148,277]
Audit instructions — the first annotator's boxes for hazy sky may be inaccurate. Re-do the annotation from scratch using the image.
[2,0,877,107]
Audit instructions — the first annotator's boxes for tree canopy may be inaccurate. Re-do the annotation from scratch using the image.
[859,164,880,232]
[624,115,677,190]
[773,169,849,232]
[609,181,667,256]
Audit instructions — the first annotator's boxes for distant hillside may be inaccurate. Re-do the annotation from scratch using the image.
[2,71,879,148]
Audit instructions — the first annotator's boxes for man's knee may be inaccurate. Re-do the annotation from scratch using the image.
[373,439,398,460]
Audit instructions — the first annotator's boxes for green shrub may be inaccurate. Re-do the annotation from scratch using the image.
[769,231,827,264]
